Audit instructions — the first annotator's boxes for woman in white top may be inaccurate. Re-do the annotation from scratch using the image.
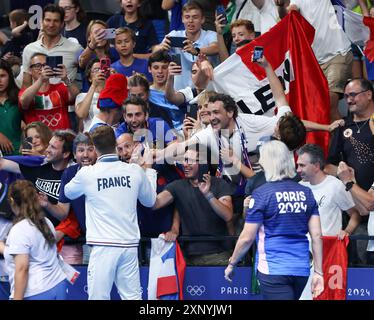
[75,59,106,132]
[0,180,66,300]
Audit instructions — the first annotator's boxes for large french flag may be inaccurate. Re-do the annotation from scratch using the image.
[331,0,374,64]
[148,235,186,300]
[210,11,330,152]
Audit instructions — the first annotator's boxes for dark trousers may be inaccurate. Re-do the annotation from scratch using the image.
[257,271,309,300]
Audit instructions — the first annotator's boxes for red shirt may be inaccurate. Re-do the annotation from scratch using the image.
[19,83,71,130]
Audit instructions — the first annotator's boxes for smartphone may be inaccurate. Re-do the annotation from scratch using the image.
[46,56,63,69]
[100,57,111,78]
[171,54,181,67]
[168,36,187,48]
[186,103,198,120]
[216,5,227,24]
[103,28,116,40]
[22,136,33,150]
[198,163,209,183]
[252,46,264,62]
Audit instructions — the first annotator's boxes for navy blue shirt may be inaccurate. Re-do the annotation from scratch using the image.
[59,164,86,234]
[106,15,158,54]
[137,164,183,237]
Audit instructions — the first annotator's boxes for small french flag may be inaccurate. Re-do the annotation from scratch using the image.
[148,235,186,300]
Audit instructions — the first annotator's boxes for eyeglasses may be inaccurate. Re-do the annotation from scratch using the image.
[30,63,47,70]
[344,89,369,100]
[60,6,75,11]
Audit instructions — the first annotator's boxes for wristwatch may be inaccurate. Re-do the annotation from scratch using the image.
[345,181,355,191]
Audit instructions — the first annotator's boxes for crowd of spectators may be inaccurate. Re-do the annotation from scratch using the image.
[0,0,374,300]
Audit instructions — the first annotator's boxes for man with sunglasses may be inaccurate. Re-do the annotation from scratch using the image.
[325,78,374,265]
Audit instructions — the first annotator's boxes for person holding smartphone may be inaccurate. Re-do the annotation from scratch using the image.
[18,52,79,131]
[215,17,256,62]
[78,20,120,92]
[106,0,158,59]
[21,122,52,157]
[154,2,219,90]
[151,142,235,265]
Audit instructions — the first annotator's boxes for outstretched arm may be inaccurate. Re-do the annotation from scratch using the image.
[0,157,21,174]
[153,190,174,210]
[255,55,288,107]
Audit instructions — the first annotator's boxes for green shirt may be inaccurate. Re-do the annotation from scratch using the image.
[0,99,22,155]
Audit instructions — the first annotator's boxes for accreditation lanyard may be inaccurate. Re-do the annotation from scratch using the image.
[216,120,251,195]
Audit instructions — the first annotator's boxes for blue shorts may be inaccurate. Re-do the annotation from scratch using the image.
[257,271,309,300]
[23,279,68,300]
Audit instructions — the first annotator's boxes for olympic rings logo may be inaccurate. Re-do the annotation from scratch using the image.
[186,285,206,296]
[38,113,62,128]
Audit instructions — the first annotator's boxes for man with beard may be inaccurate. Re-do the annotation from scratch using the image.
[152,143,234,265]
[0,131,81,257]
[157,57,291,231]
[116,132,182,261]
[38,132,97,264]
[115,96,176,149]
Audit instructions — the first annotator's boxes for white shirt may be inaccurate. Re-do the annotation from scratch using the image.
[300,175,355,236]
[259,0,280,34]
[290,0,351,64]
[64,154,157,247]
[22,36,82,78]
[193,105,290,175]
[75,92,100,132]
[4,218,65,299]
[177,86,196,104]
[167,29,218,90]
[0,217,12,279]
[237,0,262,33]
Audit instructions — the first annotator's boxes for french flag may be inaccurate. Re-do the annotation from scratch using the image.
[210,11,330,153]
[331,0,374,74]
[148,235,186,300]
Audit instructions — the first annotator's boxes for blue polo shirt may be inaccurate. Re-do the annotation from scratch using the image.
[246,179,319,277]
[149,88,186,131]
[111,58,152,82]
